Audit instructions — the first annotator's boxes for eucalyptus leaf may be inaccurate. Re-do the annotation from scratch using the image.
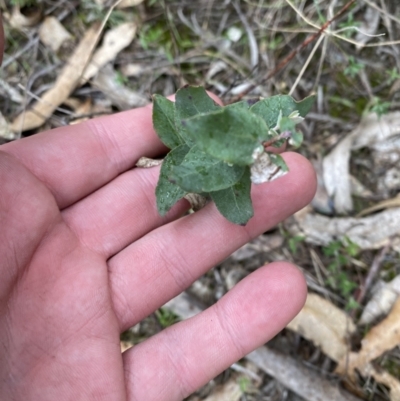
[224,100,251,111]
[295,95,315,117]
[175,86,220,144]
[183,107,269,165]
[156,144,190,215]
[250,94,315,129]
[152,86,314,225]
[269,153,289,172]
[170,145,245,193]
[152,95,183,149]
[289,131,303,148]
[210,168,253,225]
[278,116,297,133]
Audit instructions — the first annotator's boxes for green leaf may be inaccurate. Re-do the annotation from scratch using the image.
[170,145,245,192]
[175,86,220,144]
[250,94,315,128]
[152,95,183,149]
[175,86,219,119]
[278,116,297,132]
[183,107,269,165]
[156,144,190,215]
[210,168,253,225]
[224,100,251,111]
[289,131,303,148]
[269,153,289,172]
[152,86,314,225]
[295,95,316,117]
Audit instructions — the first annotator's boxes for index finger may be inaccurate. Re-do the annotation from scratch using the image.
[2,104,165,209]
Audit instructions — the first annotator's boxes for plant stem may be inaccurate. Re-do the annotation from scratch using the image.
[263,131,291,149]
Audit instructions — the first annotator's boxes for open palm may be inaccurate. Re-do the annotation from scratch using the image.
[0,99,316,400]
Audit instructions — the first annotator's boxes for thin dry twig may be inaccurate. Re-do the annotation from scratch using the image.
[355,243,391,307]
[362,0,400,26]
[232,1,259,69]
[289,34,325,95]
[230,0,357,102]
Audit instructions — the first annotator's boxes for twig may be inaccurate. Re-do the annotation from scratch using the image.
[355,243,391,307]
[289,34,325,96]
[362,0,400,26]
[262,131,292,148]
[232,1,259,69]
[2,36,40,69]
[229,0,357,102]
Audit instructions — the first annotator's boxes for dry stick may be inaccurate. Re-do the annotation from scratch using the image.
[350,243,392,321]
[355,243,391,308]
[229,0,357,103]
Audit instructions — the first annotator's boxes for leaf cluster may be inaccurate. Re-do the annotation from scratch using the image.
[152,86,314,225]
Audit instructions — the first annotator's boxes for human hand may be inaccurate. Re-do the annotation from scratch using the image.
[0,30,316,401]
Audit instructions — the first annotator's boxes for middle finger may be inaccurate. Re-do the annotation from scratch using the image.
[108,152,316,331]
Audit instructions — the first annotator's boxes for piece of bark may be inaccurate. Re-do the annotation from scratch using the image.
[39,16,72,52]
[80,22,137,84]
[289,207,400,250]
[322,112,400,213]
[248,347,363,401]
[359,274,400,325]
[337,298,400,401]
[0,112,15,140]
[9,5,42,30]
[287,293,356,362]
[136,157,163,168]
[184,193,208,211]
[11,24,101,132]
[92,65,148,109]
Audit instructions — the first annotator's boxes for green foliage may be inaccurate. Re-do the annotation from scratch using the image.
[155,308,179,328]
[387,67,400,84]
[153,95,184,149]
[115,70,129,86]
[210,168,253,225]
[183,107,268,165]
[323,238,360,309]
[267,35,283,50]
[138,18,194,62]
[139,24,165,50]
[381,356,400,378]
[368,97,391,117]
[175,86,220,146]
[156,145,189,215]
[288,235,305,255]
[344,56,364,78]
[338,13,360,38]
[79,0,127,27]
[238,376,251,393]
[152,86,314,225]
[170,145,246,193]
[10,0,38,7]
